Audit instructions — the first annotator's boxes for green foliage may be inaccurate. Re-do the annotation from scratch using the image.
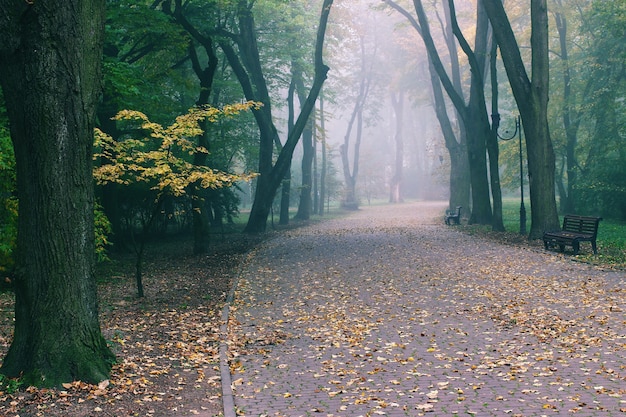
[95,203,113,263]
[546,0,625,219]
[0,197,17,273]
[582,219,626,269]
[93,103,260,296]
[0,122,16,273]
[103,0,194,123]
[0,374,23,394]
[573,0,626,219]
[575,153,626,220]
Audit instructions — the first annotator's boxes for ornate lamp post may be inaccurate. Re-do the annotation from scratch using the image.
[492,113,527,235]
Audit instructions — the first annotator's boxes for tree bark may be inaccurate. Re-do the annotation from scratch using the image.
[279,168,291,225]
[312,110,319,215]
[489,39,505,232]
[445,0,493,225]
[294,76,315,221]
[280,76,297,226]
[440,0,470,214]
[0,0,115,386]
[483,0,560,238]
[389,92,404,203]
[189,43,218,253]
[318,92,328,216]
[340,36,369,210]
[428,61,470,213]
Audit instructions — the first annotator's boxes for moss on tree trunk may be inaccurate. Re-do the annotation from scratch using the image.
[0,0,115,387]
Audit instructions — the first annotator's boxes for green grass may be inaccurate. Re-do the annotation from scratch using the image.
[465,198,626,270]
[592,219,626,268]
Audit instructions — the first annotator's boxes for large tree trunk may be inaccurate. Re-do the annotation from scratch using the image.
[473,1,504,231]
[488,39,505,232]
[218,2,279,233]
[428,61,470,213]
[312,112,320,215]
[441,0,471,216]
[294,85,315,221]
[447,0,493,225]
[279,167,291,225]
[280,74,297,226]
[483,0,559,238]
[0,0,115,386]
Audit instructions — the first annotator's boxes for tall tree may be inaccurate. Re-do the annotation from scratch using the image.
[483,0,560,238]
[385,0,494,225]
[294,77,316,220]
[99,0,190,247]
[389,91,405,203]
[488,38,507,232]
[574,0,626,218]
[447,0,501,228]
[94,106,256,297]
[0,0,115,386]
[552,1,579,214]
[289,3,317,222]
[165,0,221,253]
[340,35,372,210]
[318,91,329,216]
[439,0,471,217]
[219,0,333,233]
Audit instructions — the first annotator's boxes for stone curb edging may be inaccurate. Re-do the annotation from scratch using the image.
[219,272,239,417]
[220,245,264,417]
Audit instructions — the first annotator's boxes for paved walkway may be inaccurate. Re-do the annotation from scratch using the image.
[226,202,625,417]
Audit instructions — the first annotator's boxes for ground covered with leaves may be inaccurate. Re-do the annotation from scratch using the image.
[0,204,623,417]
[0,233,261,417]
[228,202,625,416]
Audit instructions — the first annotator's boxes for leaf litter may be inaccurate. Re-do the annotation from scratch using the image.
[228,202,625,416]
[0,235,260,417]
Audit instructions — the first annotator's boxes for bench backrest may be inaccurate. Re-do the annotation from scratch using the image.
[562,215,602,236]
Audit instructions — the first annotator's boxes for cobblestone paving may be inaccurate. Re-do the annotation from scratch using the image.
[228,202,625,417]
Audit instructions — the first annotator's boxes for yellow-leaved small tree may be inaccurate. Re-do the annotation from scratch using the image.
[94,102,259,297]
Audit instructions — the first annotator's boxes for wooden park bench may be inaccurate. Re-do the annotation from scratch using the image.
[444,206,462,225]
[542,214,602,255]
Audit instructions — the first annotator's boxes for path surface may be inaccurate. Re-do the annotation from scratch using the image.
[227,202,625,417]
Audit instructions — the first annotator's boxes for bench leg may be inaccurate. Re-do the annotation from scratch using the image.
[572,242,580,255]
[592,241,598,255]
[559,244,565,253]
